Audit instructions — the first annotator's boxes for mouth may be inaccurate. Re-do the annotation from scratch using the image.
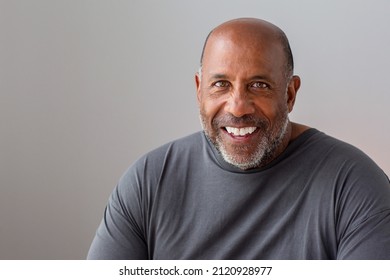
[223,126,258,138]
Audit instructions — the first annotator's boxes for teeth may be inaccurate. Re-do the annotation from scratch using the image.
[225,127,257,136]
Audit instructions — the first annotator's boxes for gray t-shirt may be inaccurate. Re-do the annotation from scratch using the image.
[87,129,390,259]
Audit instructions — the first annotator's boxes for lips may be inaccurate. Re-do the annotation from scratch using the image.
[224,126,258,137]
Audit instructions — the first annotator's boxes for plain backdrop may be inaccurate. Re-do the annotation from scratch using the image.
[1,0,389,259]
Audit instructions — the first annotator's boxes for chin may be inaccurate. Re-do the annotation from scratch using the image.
[220,146,268,170]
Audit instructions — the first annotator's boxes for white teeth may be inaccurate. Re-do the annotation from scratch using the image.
[225,127,257,136]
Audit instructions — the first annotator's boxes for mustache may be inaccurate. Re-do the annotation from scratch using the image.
[212,113,268,129]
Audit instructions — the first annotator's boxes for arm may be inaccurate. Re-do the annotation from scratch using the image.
[337,209,390,259]
[336,161,390,259]
[87,167,149,259]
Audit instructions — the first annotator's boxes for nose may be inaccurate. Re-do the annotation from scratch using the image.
[225,90,255,118]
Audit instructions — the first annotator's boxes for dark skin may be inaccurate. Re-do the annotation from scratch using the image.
[196,18,310,169]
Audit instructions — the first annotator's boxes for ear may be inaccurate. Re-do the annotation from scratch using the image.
[286,75,301,113]
[195,72,202,105]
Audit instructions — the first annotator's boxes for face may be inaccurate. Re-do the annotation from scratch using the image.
[196,31,299,169]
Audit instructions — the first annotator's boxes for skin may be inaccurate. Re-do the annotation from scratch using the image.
[196,18,309,170]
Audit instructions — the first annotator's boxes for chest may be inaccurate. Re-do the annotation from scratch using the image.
[145,171,337,259]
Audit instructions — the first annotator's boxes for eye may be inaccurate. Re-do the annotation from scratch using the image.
[250,81,269,89]
[213,81,230,88]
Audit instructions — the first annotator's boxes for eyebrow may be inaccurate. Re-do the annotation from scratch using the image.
[209,73,229,80]
[249,75,270,81]
[209,74,270,81]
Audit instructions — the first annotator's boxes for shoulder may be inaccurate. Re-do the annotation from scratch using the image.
[291,128,390,205]
[306,129,390,213]
[117,131,205,191]
[299,129,383,169]
[135,131,205,167]
[302,129,388,184]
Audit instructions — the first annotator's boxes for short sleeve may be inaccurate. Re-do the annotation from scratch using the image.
[87,169,148,259]
[337,209,390,259]
[335,157,390,259]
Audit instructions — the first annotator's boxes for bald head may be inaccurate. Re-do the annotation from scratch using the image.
[200,18,294,78]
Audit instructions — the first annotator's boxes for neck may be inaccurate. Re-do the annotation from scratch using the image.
[290,122,311,142]
[249,121,310,170]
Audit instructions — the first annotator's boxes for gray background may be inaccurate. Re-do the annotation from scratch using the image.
[1,0,389,259]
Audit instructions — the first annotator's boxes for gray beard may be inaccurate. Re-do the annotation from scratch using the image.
[200,113,289,170]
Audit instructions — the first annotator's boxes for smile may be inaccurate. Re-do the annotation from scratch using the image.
[224,126,257,137]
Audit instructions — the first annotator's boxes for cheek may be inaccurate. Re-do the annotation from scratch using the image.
[199,96,225,123]
[253,98,288,123]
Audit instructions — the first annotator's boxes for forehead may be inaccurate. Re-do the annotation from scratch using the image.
[202,32,285,77]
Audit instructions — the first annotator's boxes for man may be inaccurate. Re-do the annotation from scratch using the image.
[87,18,390,259]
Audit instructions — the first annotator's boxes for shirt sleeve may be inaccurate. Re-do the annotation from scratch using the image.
[87,170,149,260]
[337,209,390,259]
[335,161,390,259]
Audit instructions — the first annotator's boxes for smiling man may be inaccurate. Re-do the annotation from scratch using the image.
[88,18,390,259]
[196,18,307,170]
